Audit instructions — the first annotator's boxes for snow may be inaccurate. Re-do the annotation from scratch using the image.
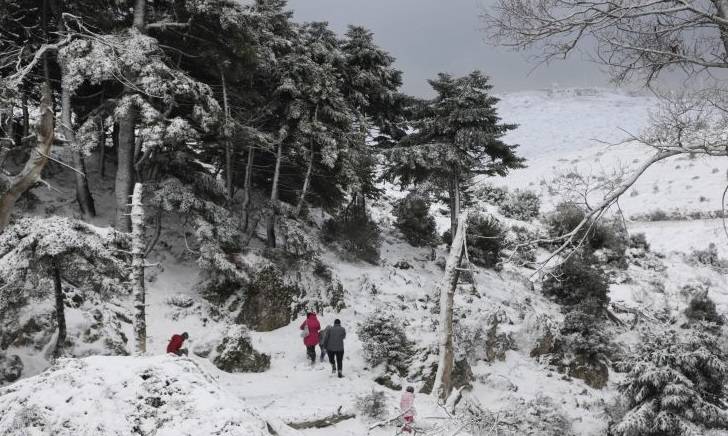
[6,87,728,435]
[0,355,295,436]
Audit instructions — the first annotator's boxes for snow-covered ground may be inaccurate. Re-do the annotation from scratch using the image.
[5,87,728,435]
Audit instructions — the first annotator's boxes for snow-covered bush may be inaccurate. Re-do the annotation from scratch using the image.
[393,193,437,247]
[355,390,388,420]
[685,293,724,326]
[213,325,270,373]
[466,213,504,268]
[462,395,573,435]
[561,304,609,355]
[277,217,320,259]
[629,232,650,251]
[687,243,728,269]
[357,312,413,375]
[473,183,509,205]
[546,202,628,262]
[611,328,728,436]
[503,225,539,264]
[499,189,540,220]
[321,210,380,264]
[542,253,609,309]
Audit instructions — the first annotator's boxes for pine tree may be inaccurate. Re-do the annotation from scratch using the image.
[384,71,524,238]
[612,328,728,436]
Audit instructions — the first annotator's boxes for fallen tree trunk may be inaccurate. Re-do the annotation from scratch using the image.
[286,410,356,430]
[0,82,54,232]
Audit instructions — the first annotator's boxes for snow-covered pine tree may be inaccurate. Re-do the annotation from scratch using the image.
[384,71,525,238]
[612,328,728,436]
[0,217,129,356]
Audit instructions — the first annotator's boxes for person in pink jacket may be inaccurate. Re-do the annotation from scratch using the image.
[300,312,321,365]
[400,386,416,433]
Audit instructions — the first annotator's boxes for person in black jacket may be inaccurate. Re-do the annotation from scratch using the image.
[322,319,346,378]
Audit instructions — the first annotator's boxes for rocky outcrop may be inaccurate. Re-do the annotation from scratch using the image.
[213,326,270,373]
[0,354,22,384]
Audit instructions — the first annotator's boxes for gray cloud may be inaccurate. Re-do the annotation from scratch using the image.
[286,0,612,96]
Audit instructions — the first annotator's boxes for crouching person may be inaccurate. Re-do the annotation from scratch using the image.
[166,332,189,356]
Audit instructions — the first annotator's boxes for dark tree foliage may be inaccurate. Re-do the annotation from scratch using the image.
[393,193,437,247]
[542,253,609,309]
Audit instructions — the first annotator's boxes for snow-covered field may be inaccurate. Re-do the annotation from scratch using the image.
[5,88,728,435]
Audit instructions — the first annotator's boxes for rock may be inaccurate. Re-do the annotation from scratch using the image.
[485,323,516,362]
[451,358,474,390]
[480,373,518,392]
[237,266,296,332]
[374,374,402,391]
[0,354,23,384]
[393,260,412,270]
[192,341,214,358]
[165,294,194,309]
[530,328,556,358]
[213,325,270,373]
[568,355,609,389]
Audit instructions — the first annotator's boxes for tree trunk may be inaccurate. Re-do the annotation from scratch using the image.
[266,141,283,248]
[0,83,54,232]
[61,73,96,218]
[114,0,145,231]
[21,93,29,138]
[242,144,255,232]
[131,183,146,354]
[98,117,106,178]
[448,174,461,239]
[219,65,233,203]
[133,0,146,30]
[294,149,314,217]
[266,141,283,247]
[432,211,468,400]
[115,106,136,232]
[53,263,66,358]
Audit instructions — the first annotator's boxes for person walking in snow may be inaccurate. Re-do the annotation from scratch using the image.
[319,323,331,362]
[400,386,416,433]
[300,312,321,365]
[322,319,346,378]
[166,332,189,356]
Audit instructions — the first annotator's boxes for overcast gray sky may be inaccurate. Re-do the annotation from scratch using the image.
[286,0,612,97]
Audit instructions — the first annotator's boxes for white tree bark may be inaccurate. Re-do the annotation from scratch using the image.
[294,149,314,217]
[130,183,146,354]
[432,211,468,400]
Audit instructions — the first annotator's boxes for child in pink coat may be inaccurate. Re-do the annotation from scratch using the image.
[400,386,416,433]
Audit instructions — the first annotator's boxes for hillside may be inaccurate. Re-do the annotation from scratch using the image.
[3,88,728,436]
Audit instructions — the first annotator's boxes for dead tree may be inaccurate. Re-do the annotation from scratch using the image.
[130,183,146,354]
[432,211,468,400]
[0,82,54,232]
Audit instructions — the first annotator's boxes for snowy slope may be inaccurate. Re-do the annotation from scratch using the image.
[0,355,300,436]
[5,87,728,435]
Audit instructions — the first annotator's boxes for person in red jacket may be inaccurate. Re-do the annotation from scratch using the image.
[300,313,320,365]
[166,332,189,356]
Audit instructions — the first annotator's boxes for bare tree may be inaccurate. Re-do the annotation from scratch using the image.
[484,0,728,269]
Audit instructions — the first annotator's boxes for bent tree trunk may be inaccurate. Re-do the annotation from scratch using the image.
[61,73,96,218]
[432,211,468,400]
[266,141,283,248]
[131,183,146,354]
[53,263,66,358]
[0,82,54,232]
